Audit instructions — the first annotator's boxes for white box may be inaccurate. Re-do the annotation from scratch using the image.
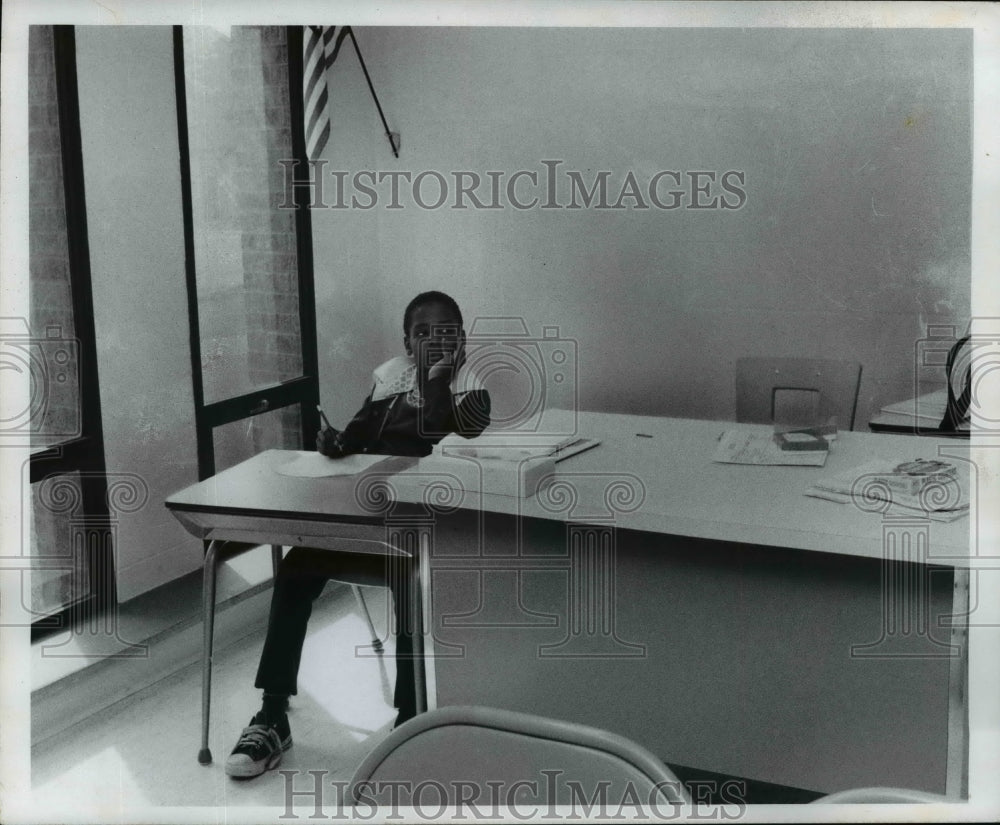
[396,453,556,499]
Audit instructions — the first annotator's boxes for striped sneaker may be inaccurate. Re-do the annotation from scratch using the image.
[225,712,292,778]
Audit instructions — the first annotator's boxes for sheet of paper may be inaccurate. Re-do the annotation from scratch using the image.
[712,429,828,467]
[804,488,968,522]
[275,451,388,478]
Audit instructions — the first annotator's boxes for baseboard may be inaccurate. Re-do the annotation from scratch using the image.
[31,546,280,693]
[665,762,825,805]
[30,584,278,748]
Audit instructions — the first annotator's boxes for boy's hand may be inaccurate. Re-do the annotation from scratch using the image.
[427,351,454,382]
[428,342,465,382]
[316,427,340,456]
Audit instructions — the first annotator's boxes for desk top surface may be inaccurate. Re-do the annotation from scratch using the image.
[166,411,977,566]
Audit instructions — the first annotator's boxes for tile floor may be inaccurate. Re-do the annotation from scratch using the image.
[29,582,828,816]
[31,586,399,815]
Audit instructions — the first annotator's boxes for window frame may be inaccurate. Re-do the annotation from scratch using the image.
[30,26,114,640]
[173,24,321,482]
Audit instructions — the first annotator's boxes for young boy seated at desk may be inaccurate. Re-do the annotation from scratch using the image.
[226,290,491,778]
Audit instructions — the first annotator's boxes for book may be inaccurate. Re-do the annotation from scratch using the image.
[804,459,968,521]
[810,459,957,496]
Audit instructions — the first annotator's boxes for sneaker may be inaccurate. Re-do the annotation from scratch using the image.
[225,712,292,778]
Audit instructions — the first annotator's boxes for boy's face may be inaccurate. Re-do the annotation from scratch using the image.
[404,301,465,372]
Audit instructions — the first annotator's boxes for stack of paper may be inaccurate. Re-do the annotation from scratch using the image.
[804,459,969,522]
[712,429,830,467]
[434,431,599,463]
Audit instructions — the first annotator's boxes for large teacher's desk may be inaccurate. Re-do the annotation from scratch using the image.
[166,411,974,797]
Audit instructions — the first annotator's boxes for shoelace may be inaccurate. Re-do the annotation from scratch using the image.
[234,724,280,753]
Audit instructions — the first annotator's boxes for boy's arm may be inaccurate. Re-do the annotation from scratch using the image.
[452,388,492,438]
[421,376,491,440]
[316,391,377,457]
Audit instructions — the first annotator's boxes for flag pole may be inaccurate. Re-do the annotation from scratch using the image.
[346,27,399,158]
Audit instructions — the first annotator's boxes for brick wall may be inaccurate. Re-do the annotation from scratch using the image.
[237,26,302,448]
[28,25,81,446]
[186,25,305,460]
[28,25,85,614]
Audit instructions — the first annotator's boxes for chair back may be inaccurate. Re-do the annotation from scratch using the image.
[349,705,690,809]
[735,357,862,431]
[940,335,971,432]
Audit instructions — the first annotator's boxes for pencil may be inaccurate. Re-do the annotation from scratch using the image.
[317,405,333,430]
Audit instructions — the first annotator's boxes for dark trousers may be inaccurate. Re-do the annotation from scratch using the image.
[254,546,416,723]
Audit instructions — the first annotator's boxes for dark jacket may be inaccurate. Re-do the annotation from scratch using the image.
[325,373,491,458]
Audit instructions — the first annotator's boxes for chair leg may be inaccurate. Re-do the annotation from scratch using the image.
[352,586,383,653]
[199,540,221,765]
[270,544,283,577]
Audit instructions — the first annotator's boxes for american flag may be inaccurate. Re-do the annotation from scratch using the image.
[303,26,348,161]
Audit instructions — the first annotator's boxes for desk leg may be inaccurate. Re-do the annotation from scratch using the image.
[199,539,221,765]
[946,567,970,798]
[411,551,427,714]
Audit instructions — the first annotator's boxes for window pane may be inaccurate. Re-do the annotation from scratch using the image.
[28,25,82,447]
[184,26,303,404]
[213,403,303,474]
[30,471,91,617]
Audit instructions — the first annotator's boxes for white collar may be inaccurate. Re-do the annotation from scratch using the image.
[370,355,482,402]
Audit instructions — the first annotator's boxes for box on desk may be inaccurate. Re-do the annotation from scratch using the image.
[395,452,557,500]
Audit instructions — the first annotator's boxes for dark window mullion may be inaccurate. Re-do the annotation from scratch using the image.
[31,26,113,639]
[52,27,104,458]
[29,437,102,483]
[287,25,321,447]
[172,26,213,479]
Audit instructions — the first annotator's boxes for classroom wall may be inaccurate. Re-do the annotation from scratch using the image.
[310,27,972,430]
[75,28,203,600]
[60,25,973,599]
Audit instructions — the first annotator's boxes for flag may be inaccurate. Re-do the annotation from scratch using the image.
[303,26,349,160]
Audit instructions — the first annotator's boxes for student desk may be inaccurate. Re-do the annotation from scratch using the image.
[869,415,970,437]
[869,391,970,437]
[165,451,434,765]
[166,413,973,794]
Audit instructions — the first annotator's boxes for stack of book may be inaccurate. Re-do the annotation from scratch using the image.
[804,458,969,522]
[433,431,599,462]
[400,432,601,499]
